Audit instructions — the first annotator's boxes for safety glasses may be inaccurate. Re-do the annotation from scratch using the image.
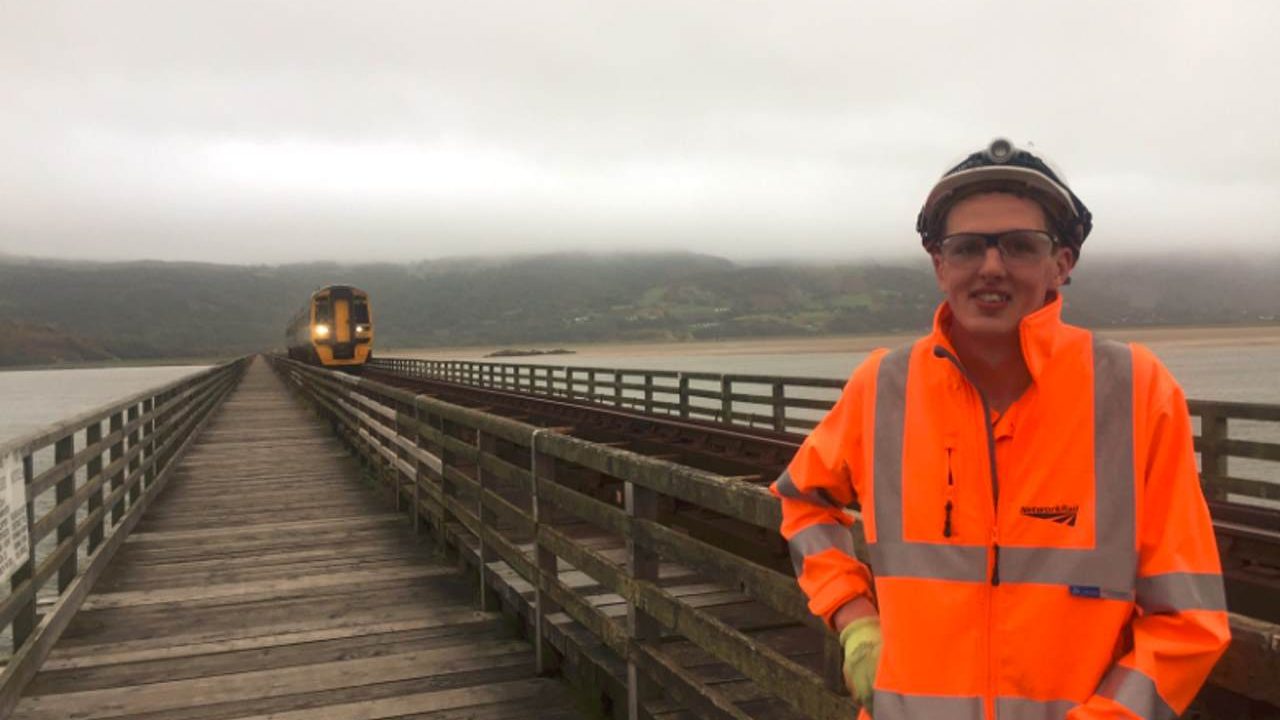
[937,230,1057,267]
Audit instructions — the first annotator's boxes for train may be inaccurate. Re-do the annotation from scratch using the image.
[285,285,374,367]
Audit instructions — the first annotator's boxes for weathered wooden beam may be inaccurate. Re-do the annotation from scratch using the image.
[1211,614,1280,707]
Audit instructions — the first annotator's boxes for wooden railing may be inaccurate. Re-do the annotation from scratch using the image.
[372,357,1280,505]
[1192,399,1280,502]
[371,357,845,434]
[0,357,249,714]
[276,356,850,720]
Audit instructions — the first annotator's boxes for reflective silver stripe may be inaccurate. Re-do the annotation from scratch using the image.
[773,469,841,510]
[999,546,1133,597]
[1137,572,1227,614]
[870,347,911,545]
[873,690,983,720]
[1090,336,1138,584]
[869,542,988,583]
[995,697,1078,719]
[1001,336,1136,592]
[869,345,989,583]
[787,522,855,575]
[1097,665,1177,720]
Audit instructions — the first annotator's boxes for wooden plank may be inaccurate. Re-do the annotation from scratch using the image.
[41,608,496,670]
[26,618,511,695]
[232,678,565,720]
[120,665,547,720]
[12,642,532,720]
[94,552,441,593]
[77,565,455,611]
[54,591,484,654]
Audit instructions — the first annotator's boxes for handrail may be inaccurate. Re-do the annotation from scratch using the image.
[274,356,849,720]
[0,356,250,717]
[370,357,1280,505]
[370,357,845,434]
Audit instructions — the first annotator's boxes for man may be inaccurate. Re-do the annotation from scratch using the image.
[772,139,1230,719]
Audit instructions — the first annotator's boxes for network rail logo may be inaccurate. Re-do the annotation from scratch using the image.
[1020,504,1080,527]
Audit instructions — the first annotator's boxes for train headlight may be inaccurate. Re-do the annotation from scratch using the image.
[356,324,367,333]
[314,324,330,338]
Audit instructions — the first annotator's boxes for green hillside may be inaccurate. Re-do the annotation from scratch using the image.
[0,251,1275,366]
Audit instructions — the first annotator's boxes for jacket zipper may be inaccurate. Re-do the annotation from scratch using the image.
[933,345,1003,719]
[932,346,1002,579]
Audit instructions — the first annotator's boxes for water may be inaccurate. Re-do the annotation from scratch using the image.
[393,335,1280,491]
[407,341,1280,404]
[0,365,210,449]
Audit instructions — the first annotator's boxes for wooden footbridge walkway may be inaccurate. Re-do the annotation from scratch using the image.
[4,358,579,720]
[0,354,1277,719]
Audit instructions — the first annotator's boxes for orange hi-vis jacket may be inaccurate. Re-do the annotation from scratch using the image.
[772,297,1230,720]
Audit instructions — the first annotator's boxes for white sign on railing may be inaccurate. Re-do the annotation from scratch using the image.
[0,453,30,583]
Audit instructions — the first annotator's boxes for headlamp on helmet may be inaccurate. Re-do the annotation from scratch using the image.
[916,138,1092,258]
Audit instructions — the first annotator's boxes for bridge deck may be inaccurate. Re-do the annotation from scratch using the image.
[10,358,582,720]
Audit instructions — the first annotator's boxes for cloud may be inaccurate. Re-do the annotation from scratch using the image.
[1,0,1278,263]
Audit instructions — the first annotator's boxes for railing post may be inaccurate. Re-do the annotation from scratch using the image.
[55,433,76,593]
[411,403,423,536]
[566,369,576,400]
[625,480,661,720]
[393,402,406,512]
[87,421,105,553]
[678,373,690,418]
[644,375,654,414]
[437,414,455,549]
[127,404,141,508]
[1199,408,1229,500]
[530,431,560,676]
[142,398,155,490]
[587,370,597,400]
[476,431,499,612]
[720,377,733,424]
[772,382,786,432]
[614,372,624,407]
[109,411,125,526]
[10,453,36,649]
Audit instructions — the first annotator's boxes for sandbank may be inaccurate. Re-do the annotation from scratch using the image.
[384,323,1280,360]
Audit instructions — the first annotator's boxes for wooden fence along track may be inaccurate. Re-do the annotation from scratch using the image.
[298,356,1280,717]
[275,357,853,720]
[4,358,581,720]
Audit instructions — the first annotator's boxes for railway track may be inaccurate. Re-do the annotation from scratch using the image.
[363,366,1280,622]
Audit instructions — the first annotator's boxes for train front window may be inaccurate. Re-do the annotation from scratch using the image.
[315,301,332,324]
[352,299,370,324]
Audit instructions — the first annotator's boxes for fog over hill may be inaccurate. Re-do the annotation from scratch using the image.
[0,251,1276,366]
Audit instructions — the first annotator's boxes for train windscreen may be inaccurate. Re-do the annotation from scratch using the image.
[353,298,370,324]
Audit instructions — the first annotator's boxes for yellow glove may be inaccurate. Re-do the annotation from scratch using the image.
[839,616,882,716]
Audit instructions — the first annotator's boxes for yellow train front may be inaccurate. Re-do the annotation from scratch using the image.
[285,285,374,367]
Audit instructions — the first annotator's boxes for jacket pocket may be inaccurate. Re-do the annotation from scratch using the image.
[943,447,957,539]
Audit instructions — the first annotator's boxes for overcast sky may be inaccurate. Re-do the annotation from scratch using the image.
[2,1,1278,265]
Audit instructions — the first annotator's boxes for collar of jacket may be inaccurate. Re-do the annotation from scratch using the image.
[928,292,1067,386]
